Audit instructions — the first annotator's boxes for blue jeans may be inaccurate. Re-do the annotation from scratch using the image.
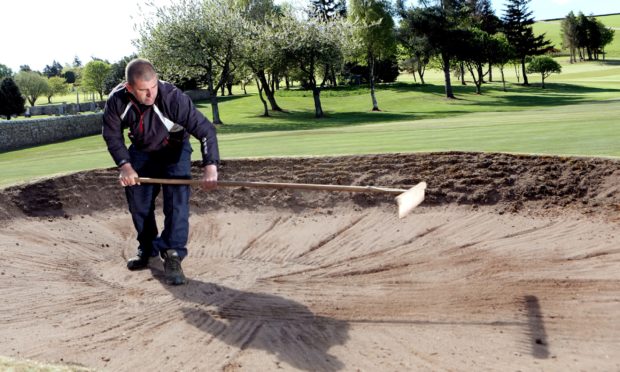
[125,140,192,260]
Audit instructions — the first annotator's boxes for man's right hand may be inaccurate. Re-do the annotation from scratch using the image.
[119,163,140,187]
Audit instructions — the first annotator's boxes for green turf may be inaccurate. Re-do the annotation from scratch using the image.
[1,95,618,188]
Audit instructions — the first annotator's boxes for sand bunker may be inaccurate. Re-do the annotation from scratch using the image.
[0,152,619,371]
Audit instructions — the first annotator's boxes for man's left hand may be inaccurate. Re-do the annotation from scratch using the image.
[201,164,218,191]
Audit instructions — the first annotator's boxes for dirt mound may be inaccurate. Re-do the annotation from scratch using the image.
[1,152,619,371]
[2,152,619,220]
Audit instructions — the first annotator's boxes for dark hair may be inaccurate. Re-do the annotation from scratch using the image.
[125,58,157,85]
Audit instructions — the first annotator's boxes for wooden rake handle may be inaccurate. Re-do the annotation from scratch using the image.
[136,177,408,195]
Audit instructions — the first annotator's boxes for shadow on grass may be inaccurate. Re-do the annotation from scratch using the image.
[194,93,250,107]
[214,109,473,134]
[210,81,620,134]
[587,58,620,66]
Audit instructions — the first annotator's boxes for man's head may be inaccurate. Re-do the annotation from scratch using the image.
[125,58,158,106]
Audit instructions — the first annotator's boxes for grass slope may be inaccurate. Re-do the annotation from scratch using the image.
[534,14,620,58]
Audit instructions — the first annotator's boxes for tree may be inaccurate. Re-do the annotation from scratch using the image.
[502,0,553,85]
[0,78,26,120]
[0,64,13,80]
[397,9,433,84]
[349,0,396,111]
[598,23,615,60]
[573,13,614,61]
[488,33,515,91]
[63,70,77,84]
[277,15,350,118]
[308,0,346,87]
[73,56,82,67]
[465,0,501,81]
[241,17,286,116]
[81,60,111,100]
[43,60,63,78]
[104,55,137,94]
[397,0,471,99]
[526,55,561,88]
[14,71,49,106]
[309,0,346,21]
[461,28,492,94]
[238,0,285,113]
[137,0,247,124]
[561,11,578,63]
[46,76,70,103]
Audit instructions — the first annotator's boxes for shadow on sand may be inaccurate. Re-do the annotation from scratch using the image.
[149,264,350,371]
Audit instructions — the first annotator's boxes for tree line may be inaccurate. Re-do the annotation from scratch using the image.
[0,0,615,121]
[561,11,615,63]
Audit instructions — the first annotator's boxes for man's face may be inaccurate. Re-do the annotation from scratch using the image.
[127,76,158,106]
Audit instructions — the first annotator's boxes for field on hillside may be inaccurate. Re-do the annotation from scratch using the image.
[534,13,620,57]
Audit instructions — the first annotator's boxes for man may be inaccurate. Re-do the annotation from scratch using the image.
[102,58,219,285]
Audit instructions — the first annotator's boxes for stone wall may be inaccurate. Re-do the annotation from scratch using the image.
[0,113,103,152]
[27,101,106,116]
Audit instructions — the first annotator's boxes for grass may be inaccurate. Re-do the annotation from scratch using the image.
[0,355,93,371]
[219,100,620,158]
[1,78,618,188]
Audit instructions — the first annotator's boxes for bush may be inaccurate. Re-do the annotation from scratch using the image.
[341,56,400,85]
[0,77,26,120]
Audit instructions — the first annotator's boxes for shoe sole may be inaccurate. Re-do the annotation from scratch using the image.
[166,277,187,285]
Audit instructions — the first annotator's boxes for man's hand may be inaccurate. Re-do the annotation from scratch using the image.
[201,164,218,191]
[119,163,139,187]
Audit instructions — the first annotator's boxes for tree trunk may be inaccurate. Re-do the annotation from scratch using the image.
[270,73,276,93]
[320,65,329,88]
[206,62,222,124]
[209,93,222,124]
[442,53,455,99]
[488,63,493,82]
[520,57,529,85]
[466,64,482,94]
[312,86,323,118]
[418,64,425,85]
[256,78,269,117]
[514,63,520,83]
[541,74,545,89]
[257,70,283,112]
[227,81,233,96]
[285,75,290,90]
[477,64,484,84]
[369,57,380,111]
[460,62,466,85]
[500,66,506,92]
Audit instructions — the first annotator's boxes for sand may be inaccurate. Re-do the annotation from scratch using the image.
[0,152,618,371]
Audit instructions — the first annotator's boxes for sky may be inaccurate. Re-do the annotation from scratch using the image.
[1,0,618,73]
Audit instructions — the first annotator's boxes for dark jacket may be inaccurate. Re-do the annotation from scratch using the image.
[102,80,219,167]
